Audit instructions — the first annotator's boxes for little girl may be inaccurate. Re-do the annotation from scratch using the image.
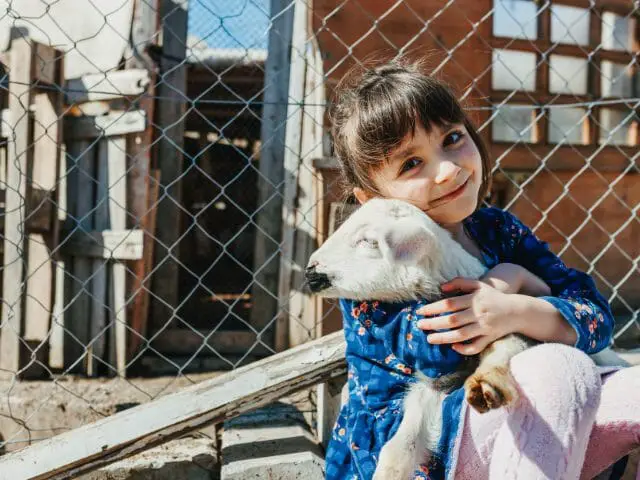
[325,58,640,480]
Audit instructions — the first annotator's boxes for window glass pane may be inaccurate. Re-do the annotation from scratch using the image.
[548,107,588,144]
[493,0,538,40]
[549,55,588,94]
[550,5,590,46]
[492,49,537,91]
[492,105,537,142]
[601,12,632,51]
[601,61,635,98]
[599,109,636,146]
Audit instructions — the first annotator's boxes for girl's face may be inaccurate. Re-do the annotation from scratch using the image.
[354,121,483,228]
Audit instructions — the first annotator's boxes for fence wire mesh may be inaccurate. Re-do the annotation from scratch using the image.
[0,0,638,464]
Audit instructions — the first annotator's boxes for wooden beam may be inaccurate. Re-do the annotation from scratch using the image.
[24,91,62,350]
[33,43,59,85]
[62,229,143,260]
[313,150,640,173]
[490,37,635,65]
[250,0,295,347]
[127,169,160,363]
[276,0,306,352]
[491,144,640,171]
[0,36,33,379]
[0,330,347,479]
[150,0,189,333]
[64,110,147,140]
[86,139,110,376]
[125,0,160,367]
[106,136,128,377]
[66,69,151,103]
[281,14,325,351]
[64,139,95,373]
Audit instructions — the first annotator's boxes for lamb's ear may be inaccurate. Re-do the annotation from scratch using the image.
[380,220,436,265]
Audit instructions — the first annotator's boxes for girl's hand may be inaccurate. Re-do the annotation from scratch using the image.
[416,278,520,355]
[479,263,551,297]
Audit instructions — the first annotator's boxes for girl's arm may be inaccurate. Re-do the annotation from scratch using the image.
[500,211,614,353]
[479,262,551,297]
[417,210,613,355]
[479,263,578,345]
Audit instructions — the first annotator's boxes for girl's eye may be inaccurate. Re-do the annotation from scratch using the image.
[400,157,422,174]
[356,237,379,249]
[443,129,465,148]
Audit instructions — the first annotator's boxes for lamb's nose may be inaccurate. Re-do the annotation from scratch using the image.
[304,262,331,292]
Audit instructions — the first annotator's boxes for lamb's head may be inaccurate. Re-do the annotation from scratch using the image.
[305,198,482,302]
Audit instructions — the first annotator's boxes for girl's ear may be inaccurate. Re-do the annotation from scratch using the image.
[353,187,370,205]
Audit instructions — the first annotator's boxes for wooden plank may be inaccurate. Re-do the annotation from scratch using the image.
[50,140,67,369]
[0,36,33,379]
[150,0,189,333]
[49,258,66,369]
[23,235,52,342]
[491,144,640,171]
[128,169,160,362]
[316,374,347,450]
[0,108,11,138]
[250,0,295,347]
[64,139,94,373]
[313,149,640,173]
[62,229,143,260]
[33,43,59,85]
[489,37,634,65]
[64,110,146,140]
[24,92,61,348]
[276,0,307,352]
[66,69,151,103]
[0,144,5,188]
[283,23,325,350]
[124,0,160,365]
[86,139,110,376]
[0,330,347,480]
[107,136,128,377]
[150,329,272,356]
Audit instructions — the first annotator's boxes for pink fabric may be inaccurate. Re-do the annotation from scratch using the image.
[454,344,640,480]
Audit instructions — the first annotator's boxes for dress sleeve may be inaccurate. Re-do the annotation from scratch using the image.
[341,299,464,379]
[500,211,614,353]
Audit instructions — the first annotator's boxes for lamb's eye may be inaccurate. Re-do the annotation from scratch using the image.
[356,238,378,249]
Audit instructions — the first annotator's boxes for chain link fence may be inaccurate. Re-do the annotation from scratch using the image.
[0,0,638,463]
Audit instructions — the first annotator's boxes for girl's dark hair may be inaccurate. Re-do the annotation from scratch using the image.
[329,57,491,205]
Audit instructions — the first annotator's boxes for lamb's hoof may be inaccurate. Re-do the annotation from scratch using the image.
[464,366,518,414]
[373,443,416,480]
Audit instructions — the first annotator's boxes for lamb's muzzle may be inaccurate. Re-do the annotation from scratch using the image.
[304,262,331,293]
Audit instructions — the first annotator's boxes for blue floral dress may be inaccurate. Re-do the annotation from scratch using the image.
[324,207,614,480]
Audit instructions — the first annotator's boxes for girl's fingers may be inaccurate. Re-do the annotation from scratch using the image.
[426,323,482,345]
[417,309,474,331]
[441,277,483,294]
[452,336,492,356]
[416,293,473,317]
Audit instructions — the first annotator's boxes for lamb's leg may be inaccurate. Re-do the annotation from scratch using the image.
[373,379,445,480]
[464,334,532,413]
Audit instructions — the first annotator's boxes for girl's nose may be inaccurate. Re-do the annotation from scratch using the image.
[434,161,461,184]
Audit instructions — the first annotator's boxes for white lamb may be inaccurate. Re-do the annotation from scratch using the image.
[305,198,533,479]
